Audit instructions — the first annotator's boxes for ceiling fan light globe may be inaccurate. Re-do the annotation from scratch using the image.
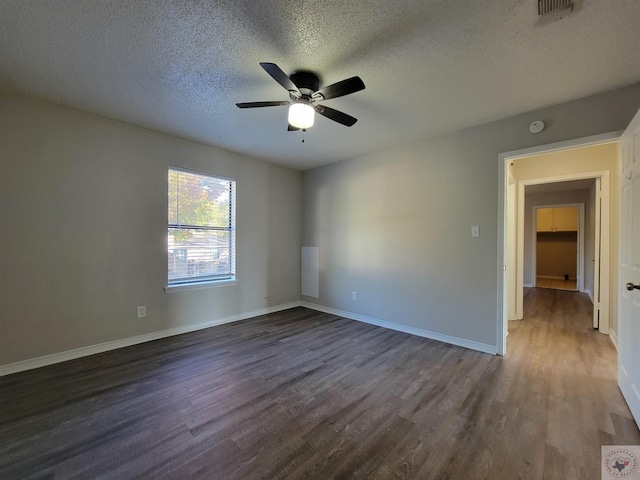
[288,103,315,129]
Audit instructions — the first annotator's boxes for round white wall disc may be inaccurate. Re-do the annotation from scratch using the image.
[529,120,545,134]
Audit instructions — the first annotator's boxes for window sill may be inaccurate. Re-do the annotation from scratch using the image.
[164,278,237,293]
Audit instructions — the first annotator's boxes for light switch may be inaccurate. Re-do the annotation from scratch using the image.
[471,226,480,237]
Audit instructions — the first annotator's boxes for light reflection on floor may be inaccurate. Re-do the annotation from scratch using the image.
[535,277,577,291]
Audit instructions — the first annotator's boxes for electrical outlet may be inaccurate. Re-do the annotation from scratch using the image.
[471,225,480,237]
[352,291,357,301]
[137,306,146,318]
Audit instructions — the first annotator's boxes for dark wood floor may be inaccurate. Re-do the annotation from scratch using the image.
[1,290,638,479]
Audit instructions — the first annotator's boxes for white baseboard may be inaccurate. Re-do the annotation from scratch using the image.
[584,289,593,303]
[609,328,619,351]
[301,302,497,355]
[0,301,302,377]
[523,283,534,288]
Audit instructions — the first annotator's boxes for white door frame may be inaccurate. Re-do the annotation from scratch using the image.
[516,175,608,326]
[531,203,585,291]
[497,131,621,355]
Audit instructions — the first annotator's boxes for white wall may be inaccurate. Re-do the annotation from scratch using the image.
[301,84,640,351]
[0,94,302,367]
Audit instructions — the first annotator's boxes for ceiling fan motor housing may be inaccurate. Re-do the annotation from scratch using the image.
[290,71,320,97]
[236,62,363,128]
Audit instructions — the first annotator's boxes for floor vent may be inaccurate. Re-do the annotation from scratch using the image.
[538,0,573,16]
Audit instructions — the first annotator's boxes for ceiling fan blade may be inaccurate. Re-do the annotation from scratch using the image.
[314,105,358,127]
[287,124,300,131]
[314,76,365,100]
[260,62,300,94]
[236,101,290,108]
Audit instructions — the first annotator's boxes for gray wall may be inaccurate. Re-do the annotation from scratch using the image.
[0,94,302,366]
[3,83,640,366]
[301,84,640,349]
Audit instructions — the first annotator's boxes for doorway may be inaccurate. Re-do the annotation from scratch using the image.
[515,174,608,328]
[534,205,581,291]
[497,133,619,355]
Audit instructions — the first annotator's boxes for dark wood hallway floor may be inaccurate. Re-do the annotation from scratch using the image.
[1,291,638,479]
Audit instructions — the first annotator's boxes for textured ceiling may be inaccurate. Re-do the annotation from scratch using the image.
[1,1,640,170]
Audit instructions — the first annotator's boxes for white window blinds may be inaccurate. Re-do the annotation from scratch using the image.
[168,168,235,285]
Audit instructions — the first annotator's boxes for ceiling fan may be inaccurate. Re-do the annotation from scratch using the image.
[236,62,365,130]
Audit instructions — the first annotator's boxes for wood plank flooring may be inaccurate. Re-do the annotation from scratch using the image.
[535,277,577,291]
[1,290,638,479]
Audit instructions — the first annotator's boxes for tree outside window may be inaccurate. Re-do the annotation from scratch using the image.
[168,168,235,285]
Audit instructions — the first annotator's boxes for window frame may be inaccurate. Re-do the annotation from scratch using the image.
[166,167,236,291]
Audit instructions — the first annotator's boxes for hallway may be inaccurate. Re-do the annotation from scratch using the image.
[507,288,639,478]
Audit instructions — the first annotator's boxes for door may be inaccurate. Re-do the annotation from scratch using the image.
[593,178,602,329]
[619,108,640,426]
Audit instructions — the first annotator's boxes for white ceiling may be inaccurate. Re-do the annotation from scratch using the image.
[1,1,640,170]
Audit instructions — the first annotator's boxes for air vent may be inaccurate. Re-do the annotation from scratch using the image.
[538,0,573,16]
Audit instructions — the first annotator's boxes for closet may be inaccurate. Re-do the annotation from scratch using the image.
[536,207,578,290]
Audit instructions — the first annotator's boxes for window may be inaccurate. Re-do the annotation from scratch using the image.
[168,167,235,286]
